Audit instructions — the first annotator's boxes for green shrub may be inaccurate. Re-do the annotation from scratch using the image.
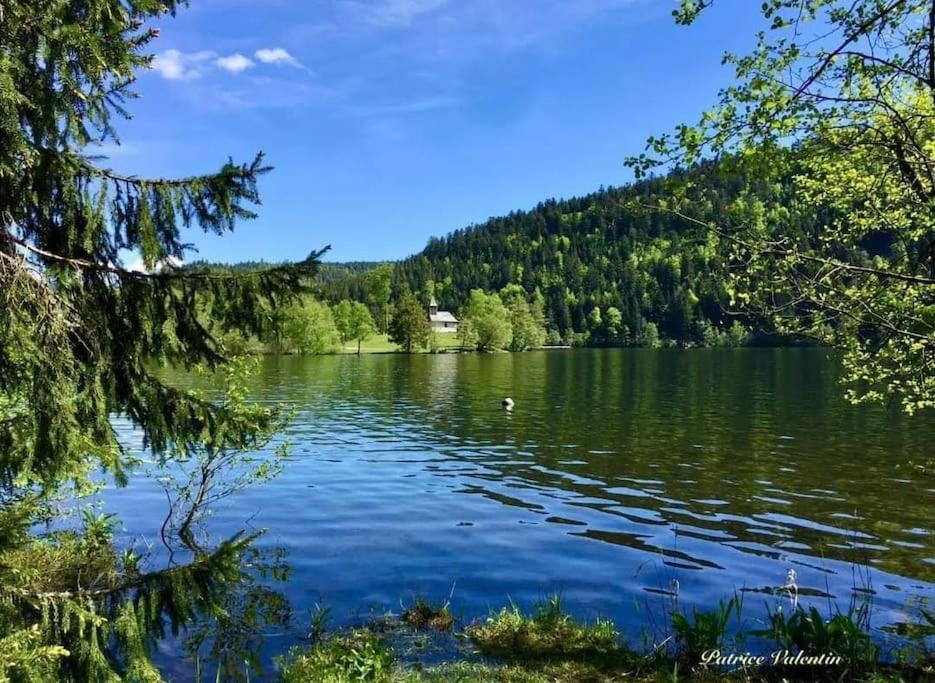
[278,629,394,682]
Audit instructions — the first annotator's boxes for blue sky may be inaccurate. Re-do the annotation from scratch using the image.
[107,0,762,263]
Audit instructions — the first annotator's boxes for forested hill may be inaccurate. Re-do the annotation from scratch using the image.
[184,259,386,299]
[392,166,802,346]
[193,166,810,348]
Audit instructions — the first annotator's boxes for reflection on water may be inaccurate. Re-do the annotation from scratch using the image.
[108,349,934,675]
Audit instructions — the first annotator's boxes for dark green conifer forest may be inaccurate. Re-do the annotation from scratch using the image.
[393,167,778,347]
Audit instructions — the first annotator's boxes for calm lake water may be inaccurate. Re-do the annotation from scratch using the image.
[106,348,934,677]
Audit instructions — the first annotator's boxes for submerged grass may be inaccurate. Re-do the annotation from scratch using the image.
[401,597,454,632]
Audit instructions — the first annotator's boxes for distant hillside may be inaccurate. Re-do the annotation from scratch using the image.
[391,164,803,345]
[315,261,382,283]
[186,259,381,275]
[193,164,814,347]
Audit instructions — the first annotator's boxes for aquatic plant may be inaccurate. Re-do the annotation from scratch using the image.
[670,595,743,666]
[890,607,935,670]
[80,508,120,548]
[753,602,877,670]
[307,604,333,644]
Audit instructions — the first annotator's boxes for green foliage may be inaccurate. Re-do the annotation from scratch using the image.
[891,607,935,669]
[467,596,623,662]
[313,263,395,333]
[388,294,431,352]
[455,318,478,351]
[697,319,750,348]
[276,594,922,683]
[275,299,340,355]
[754,603,878,668]
[1,0,322,484]
[1,530,119,605]
[604,306,624,343]
[397,661,624,682]
[366,265,395,334]
[0,527,259,682]
[670,595,742,665]
[183,544,292,682]
[498,285,548,351]
[278,629,394,683]
[459,290,514,351]
[155,355,292,541]
[726,320,750,348]
[587,306,603,333]
[508,302,547,351]
[0,625,70,683]
[332,301,355,345]
[80,509,119,548]
[630,1,935,412]
[640,322,661,349]
[0,0,318,676]
[333,300,377,354]
[395,171,764,350]
[307,604,333,644]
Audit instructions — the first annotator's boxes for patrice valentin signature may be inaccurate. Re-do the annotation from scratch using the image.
[701,649,845,668]
[698,569,845,668]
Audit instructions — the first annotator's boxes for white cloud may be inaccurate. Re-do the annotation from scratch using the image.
[216,53,255,73]
[152,48,304,81]
[255,47,304,68]
[151,49,216,80]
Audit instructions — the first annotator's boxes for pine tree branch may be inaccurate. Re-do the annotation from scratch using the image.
[1,230,328,283]
[76,153,270,190]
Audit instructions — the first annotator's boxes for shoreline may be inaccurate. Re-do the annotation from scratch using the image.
[278,594,934,682]
[250,336,819,357]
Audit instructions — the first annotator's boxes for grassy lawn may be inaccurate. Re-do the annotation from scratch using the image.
[338,333,464,354]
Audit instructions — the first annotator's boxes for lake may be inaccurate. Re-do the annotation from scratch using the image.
[106,348,934,677]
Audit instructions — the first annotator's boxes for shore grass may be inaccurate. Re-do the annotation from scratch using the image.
[276,596,934,682]
[337,334,465,355]
[279,629,394,683]
[465,596,627,664]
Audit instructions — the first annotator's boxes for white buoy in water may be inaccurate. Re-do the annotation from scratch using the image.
[502,397,514,410]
